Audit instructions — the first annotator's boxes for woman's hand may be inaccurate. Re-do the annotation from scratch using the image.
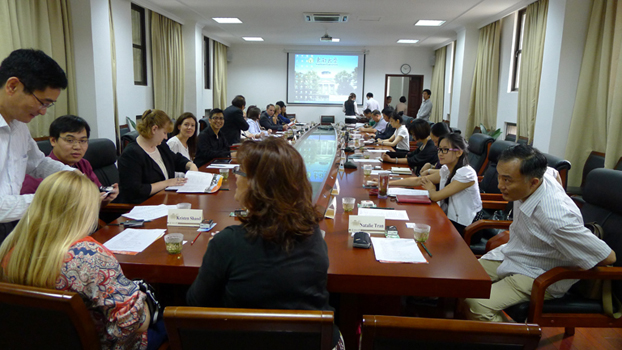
[167,177,187,187]
[420,163,432,175]
[420,176,436,192]
[381,153,393,163]
[101,183,119,205]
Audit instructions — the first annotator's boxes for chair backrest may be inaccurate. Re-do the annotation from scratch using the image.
[36,139,53,155]
[479,139,516,194]
[0,282,100,350]
[581,151,605,188]
[542,152,571,190]
[581,168,622,302]
[467,133,495,175]
[615,157,622,170]
[121,130,139,152]
[164,307,334,350]
[83,138,119,186]
[199,117,210,131]
[320,115,335,125]
[360,315,541,350]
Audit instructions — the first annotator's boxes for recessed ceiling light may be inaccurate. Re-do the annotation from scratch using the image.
[242,37,264,42]
[415,20,445,26]
[331,38,340,42]
[397,39,419,44]
[213,17,242,24]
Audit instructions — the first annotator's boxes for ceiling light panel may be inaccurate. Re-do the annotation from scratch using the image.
[242,37,264,41]
[213,17,242,23]
[415,20,445,26]
[397,39,419,44]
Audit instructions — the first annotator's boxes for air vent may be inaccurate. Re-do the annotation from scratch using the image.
[304,13,349,23]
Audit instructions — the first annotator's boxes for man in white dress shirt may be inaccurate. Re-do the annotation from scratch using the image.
[464,144,616,322]
[416,89,433,121]
[0,49,75,243]
[363,92,381,112]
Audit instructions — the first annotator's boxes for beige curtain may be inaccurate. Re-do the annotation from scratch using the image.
[565,0,622,187]
[0,0,76,137]
[213,41,228,109]
[516,0,548,143]
[151,12,184,119]
[430,46,446,123]
[465,20,501,137]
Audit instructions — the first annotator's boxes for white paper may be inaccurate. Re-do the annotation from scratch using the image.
[177,171,215,193]
[387,188,430,197]
[122,204,177,221]
[103,228,166,253]
[358,208,410,221]
[366,149,389,154]
[355,123,365,128]
[351,159,382,163]
[391,167,412,175]
[206,164,238,169]
[370,237,428,263]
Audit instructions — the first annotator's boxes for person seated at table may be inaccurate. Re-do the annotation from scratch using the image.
[382,118,438,175]
[242,105,270,139]
[186,137,344,350]
[20,115,119,205]
[463,144,615,322]
[378,112,410,158]
[260,104,288,132]
[194,108,232,167]
[117,109,197,204]
[419,122,451,176]
[390,133,482,235]
[274,103,290,124]
[358,110,385,134]
[167,112,197,161]
[375,107,395,140]
[359,108,374,125]
[276,101,294,123]
[0,171,166,350]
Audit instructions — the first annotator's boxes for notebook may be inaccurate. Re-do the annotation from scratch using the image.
[395,195,432,204]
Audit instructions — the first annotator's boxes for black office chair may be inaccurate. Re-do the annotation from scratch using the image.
[542,152,572,190]
[83,138,119,186]
[467,133,495,176]
[567,151,605,196]
[36,139,53,155]
[120,130,139,151]
[199,117,210,131]
[0,282,101,350]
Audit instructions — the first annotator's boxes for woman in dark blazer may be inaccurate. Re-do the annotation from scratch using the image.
[117,109,198,204]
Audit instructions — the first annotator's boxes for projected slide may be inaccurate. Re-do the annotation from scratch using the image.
[287,53,365,105]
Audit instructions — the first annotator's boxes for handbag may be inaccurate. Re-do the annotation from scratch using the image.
[134,279,164,326]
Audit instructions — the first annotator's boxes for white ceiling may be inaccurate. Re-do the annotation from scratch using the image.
[142,0,531,47]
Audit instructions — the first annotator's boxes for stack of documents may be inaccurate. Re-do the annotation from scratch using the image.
[104,228,166,255]
[370,237,428,263]
[123,204,177,221]
[358,208,410,221]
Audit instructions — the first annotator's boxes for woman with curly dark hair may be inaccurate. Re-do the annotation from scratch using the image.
[187,137,344,349]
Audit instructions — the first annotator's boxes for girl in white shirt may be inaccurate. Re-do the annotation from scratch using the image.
[391,133,482,235]
[168,112,197,160]
[379,113,410,158]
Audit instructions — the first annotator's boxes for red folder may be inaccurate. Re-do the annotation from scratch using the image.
[396,195,431,204]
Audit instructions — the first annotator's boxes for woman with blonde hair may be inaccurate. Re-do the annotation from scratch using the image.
[0,171,159,350]
[117,109,198,204]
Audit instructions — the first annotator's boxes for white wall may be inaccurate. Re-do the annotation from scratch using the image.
[450,26,479,132]
[226,45,434,123]
[442,42,455,121]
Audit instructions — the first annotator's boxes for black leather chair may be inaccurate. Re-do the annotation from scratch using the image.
[199,117,210,131]
[0,282,101,350]
[83,138,119,186]
[467,133,494,176]
[36,139,52,155]
[121,130,139,151]
[479,139,517,195]
[497,169,622,336]
[542,152,571,190]
[567,151,605,196]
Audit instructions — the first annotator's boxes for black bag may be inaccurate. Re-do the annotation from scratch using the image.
[134,279,163,326]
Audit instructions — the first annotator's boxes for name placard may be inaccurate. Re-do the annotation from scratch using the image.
[167,209,203,227]
[348,215,385,234]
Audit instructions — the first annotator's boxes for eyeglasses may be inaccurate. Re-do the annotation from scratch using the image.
[233,169,247,177]
[437,147,459,154]
[211,117,224,121]
[32,93,55,110]
[60,137,89,146]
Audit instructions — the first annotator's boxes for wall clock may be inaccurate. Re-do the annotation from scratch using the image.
[400,64,411,75]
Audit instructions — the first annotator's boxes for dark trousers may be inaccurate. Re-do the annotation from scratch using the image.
[386,149,410,159]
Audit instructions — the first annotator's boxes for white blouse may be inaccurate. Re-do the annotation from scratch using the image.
[393,125,410,151]
[167,136,190,160]
[438,164,482,226]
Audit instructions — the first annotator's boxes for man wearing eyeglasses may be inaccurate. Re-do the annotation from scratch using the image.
[0,49,76,243]
[195,108,232,167]
[20,115,119,205]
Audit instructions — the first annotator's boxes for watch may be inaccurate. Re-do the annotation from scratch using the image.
[400,64,411,75]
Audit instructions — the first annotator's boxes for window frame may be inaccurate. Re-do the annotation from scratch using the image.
[131,4,147,86]
[204,36,211,89]
[511,8,526,92]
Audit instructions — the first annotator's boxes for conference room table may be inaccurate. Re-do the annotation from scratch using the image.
[91,125,491,347]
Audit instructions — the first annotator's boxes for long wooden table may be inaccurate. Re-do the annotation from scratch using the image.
[92,127,490,347]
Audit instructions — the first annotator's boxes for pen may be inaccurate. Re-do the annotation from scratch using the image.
[190,232,202,245]
[420,242,432,257]
[365,207,395,210]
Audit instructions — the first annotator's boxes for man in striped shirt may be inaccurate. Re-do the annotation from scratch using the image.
[464,144,616,322]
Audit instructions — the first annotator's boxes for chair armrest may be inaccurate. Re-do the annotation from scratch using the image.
[478,175,483,182]
[485,231,509,252]
[482,200,509,210]
[528,266,622,322]
[101,203,134,215]
[463,220,512,246]
[481,193,505,201]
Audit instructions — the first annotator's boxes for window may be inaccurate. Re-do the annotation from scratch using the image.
[131,4,147,85]
[204,36,211,89]
[511,9,526,91]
